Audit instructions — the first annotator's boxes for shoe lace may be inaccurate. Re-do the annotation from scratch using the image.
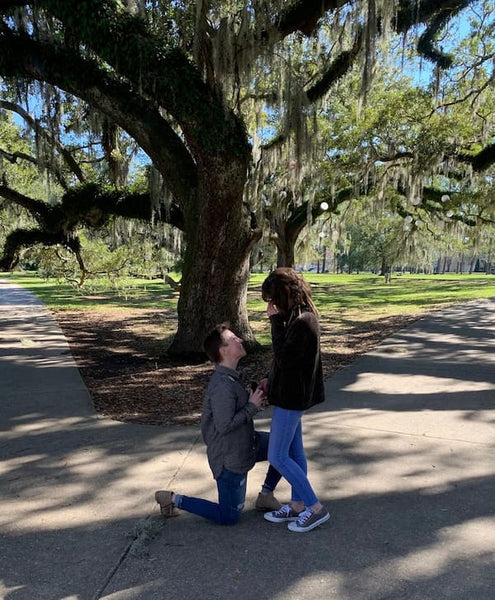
[277,504,293,517]
[297,509,313,524]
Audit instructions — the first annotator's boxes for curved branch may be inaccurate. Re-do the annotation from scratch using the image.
[0,30,198,208]
[22,0,249,160]
[0,182,186,270]
[395,0,476,67]
[395,0,475,33]
[262,33,362,152]
[0,100,85,184]
[306,31,363,102]
[0,184,48,216]
[0,147,37,166]
[417,12,456,68]
[276,0,348,37]
[58,184,186,230]
[457,143,495,172]
[0,182,185,230]
[0,228,68,271]
[375,151,415,163]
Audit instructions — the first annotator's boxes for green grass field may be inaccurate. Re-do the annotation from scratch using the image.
[249,272,494,312]
[3,270,493,319]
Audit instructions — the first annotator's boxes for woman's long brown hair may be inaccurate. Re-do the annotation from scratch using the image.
[261,268,318,316]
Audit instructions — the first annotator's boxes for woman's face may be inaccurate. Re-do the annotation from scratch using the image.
[263,276,296,314]
[281,297,295,314]
[271,292,294,315]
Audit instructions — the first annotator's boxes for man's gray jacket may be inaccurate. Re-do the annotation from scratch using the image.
[201,365,258,479]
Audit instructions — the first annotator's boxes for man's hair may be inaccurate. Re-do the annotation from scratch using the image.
[203,322,229,363]
[262,267,318,315]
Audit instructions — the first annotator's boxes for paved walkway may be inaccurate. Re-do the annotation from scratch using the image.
[0,278,494,600]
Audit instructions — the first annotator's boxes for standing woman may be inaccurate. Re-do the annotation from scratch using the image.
[261,268,329,532]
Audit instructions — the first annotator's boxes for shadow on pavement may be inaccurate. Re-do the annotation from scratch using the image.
[1,281,494,600]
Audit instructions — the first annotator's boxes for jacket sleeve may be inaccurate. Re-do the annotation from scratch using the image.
[209,378,258,436]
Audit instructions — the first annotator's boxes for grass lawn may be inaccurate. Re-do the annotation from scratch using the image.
[249,272,495,343]
[4,270,494,317]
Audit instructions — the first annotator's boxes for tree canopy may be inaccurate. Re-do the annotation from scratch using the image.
[0,0,494,355]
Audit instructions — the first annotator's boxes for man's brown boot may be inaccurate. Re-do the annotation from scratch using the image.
[255,492,282,512]
[155,490,179,517]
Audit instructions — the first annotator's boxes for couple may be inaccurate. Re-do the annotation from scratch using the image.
[155,268,329,533]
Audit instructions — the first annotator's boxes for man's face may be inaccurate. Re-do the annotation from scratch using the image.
[219,329,246,362]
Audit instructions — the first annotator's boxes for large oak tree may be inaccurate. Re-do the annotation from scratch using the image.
[0,0,488,355]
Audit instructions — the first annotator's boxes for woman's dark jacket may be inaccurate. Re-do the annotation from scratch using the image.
[267,306,325,411]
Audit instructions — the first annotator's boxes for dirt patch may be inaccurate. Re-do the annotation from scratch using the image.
[53,308,421,426]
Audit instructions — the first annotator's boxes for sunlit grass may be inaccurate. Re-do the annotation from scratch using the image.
[3,270,493,329]
[1,272,181,310]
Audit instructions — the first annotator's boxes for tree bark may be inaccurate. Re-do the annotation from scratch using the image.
[169,156,260,356]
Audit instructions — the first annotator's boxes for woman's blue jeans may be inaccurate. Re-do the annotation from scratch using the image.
[268,406,318,507]
[176,431,281,525]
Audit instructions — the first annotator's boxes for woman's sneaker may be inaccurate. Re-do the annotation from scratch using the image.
[287,506,330,532]
[264,503,301,523]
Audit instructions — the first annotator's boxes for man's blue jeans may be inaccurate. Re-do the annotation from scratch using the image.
[176,431,281,525]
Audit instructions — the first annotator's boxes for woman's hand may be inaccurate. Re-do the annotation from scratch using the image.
[249,386,265,408]
[266,301,278,317]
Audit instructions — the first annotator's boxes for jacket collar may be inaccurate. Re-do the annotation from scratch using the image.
[215,364,240,380]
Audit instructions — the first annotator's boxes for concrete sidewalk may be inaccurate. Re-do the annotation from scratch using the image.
[1,279,494,600]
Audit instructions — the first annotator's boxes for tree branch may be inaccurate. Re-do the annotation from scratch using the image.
[0,100,85,184]
[0,228,68,271]
[0,147,37,167]
[306,31,363,102]
[0,184,48,216]
[457,143,495,172]
[395,0,476,67]
[0,182,185,230]
[0,183,186,270]
[0,30,198,207]
[24,0,249,160]
[276,0,348,37]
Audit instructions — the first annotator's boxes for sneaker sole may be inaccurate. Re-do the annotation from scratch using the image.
[160,506,180,518]
[287,511,330,532]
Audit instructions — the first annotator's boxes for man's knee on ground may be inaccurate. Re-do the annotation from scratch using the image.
[219,500,244,525]
[219,511,242,526]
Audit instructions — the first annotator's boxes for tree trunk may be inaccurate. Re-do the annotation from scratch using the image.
[276,241,296,269]
[168,157,260,357]
[274,221,301,268]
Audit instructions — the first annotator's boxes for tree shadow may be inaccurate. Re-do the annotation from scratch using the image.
[1,282,493,599]
[315,298,495,416]
[100,436,495,600]
[0,280,201,598]
[1,386,201,600]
